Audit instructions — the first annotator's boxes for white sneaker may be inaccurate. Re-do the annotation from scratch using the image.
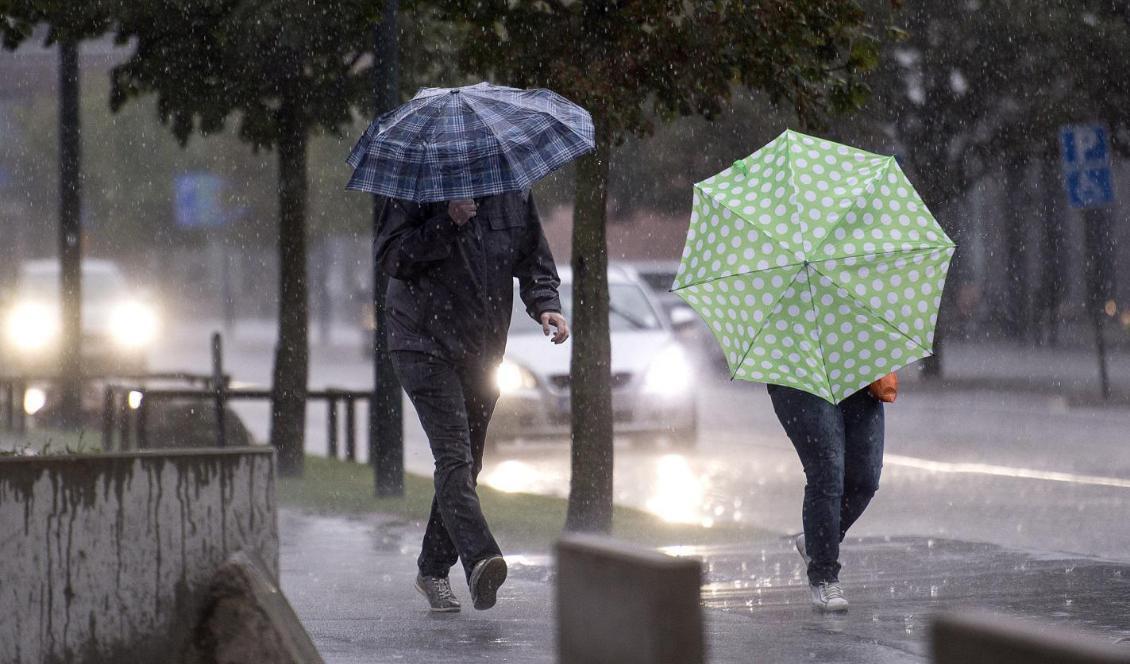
[809,581,848,612]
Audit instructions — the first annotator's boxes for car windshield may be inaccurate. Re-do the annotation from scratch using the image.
[510,282,662,334]
[635,270,678,294]
[17,267,128,302]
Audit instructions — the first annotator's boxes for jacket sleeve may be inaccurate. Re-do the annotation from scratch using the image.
[373,198,460,280]
[513,193,563,320]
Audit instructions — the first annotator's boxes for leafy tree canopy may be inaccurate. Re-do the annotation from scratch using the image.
[423,0,896,142]
[1,0,115,48]
[109,0,382,148]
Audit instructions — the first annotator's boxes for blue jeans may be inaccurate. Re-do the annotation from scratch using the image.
[767,384,884,584]
[392,351,502,581]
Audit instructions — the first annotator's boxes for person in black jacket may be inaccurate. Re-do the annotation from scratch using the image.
[374,191,568,613]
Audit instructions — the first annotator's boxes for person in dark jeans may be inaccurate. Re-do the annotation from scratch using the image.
[374,192,568,612]
[767,384,884,612]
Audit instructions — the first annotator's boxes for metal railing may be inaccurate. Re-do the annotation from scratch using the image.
[4,333,374,463]
[0,371,220,436]
[100,384,371,460]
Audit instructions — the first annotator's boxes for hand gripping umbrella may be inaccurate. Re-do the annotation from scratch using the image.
[672,130,956,404]
[346,82,595,202]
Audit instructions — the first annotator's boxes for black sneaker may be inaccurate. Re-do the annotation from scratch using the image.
[415,573,461,612]
[468,556,507,610]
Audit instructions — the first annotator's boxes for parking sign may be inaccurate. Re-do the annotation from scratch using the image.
[174,173,226,228]
[1060,125,1115,209]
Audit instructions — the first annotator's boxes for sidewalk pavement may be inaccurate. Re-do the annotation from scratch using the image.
[279,509,1130,664]
[910,340,1130,404]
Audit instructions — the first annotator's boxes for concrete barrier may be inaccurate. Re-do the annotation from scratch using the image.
[187,550,322,664]
[932,610,1130,664]
[556,534,703,664]
[0,447,277,664]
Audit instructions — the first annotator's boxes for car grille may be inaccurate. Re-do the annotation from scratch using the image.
[548,372,633,392]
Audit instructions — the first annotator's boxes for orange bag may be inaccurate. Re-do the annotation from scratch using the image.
[868,372,898,403]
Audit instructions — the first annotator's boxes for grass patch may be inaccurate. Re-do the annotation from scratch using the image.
[279,455,772,551]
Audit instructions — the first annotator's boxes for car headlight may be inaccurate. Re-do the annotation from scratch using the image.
[110,301,159,349]
[496,359,537,394]
[643,344,693,396]
[23,387,47,415]
[5,302,59,352]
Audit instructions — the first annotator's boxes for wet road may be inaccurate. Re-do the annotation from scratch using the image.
[154,320,1130,562]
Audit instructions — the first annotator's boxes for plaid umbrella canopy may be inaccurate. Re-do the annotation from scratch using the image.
[672,130,956,404]
[346,82,595,202]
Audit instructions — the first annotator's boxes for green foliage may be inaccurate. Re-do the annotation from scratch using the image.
[860,0,1130,211]
[424,0,894,141]
[109,0,382,148]
[0,0,114,49]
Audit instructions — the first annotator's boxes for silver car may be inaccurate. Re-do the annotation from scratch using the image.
[2,259,159,376]
[489,265,698,448]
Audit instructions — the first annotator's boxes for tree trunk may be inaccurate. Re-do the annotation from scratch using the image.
[57,38,83,428]
[370,3,404,497]
[269,103,309,477]
[565,129,614,533]
[1035,155,1065,346]
[1002,155,1030,340]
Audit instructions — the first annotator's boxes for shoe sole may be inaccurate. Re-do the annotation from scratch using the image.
[414,580,461,613]
[471,557,508,611]
[812,601,849,613]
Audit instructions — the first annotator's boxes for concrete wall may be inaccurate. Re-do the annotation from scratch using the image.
[0,447,277,664]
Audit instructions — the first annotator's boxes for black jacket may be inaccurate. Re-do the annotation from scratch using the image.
[374,191,562,365]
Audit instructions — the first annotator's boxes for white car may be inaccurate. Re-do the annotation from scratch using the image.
[490,265,698,448]
[2,259,159,376]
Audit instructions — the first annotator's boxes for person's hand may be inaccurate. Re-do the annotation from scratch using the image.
[540,312,569,344]
[448,199,477,226]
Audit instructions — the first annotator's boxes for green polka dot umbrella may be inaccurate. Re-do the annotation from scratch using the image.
[672,130,956,404]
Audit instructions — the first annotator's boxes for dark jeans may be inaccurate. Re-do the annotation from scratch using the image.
[767,384,884,584]
[391,351,502,581]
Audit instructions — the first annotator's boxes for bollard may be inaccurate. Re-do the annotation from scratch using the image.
[118,389,131,451]
[327,395,339,460]
[101,386,115,452]
[556,534,703,664]
[211,332,227,448]
[344,396,357,462]
[136,390,149,450]
[15,380,25,434]
[4,381,13,431]
[932,610,1130,664]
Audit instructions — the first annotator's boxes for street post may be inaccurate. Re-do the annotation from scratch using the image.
[57,39,83,429]
[1059,124,1116,400]
[174,173,234,338]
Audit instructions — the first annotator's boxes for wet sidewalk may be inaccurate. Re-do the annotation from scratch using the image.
[278,509,1130,664]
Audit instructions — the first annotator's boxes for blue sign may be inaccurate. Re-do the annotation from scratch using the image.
[1060,125,1115,209]
[174,173,226,228]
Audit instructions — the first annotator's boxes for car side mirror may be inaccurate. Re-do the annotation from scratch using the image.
[668,305,698,330]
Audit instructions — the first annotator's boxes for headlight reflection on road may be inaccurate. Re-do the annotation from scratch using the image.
[482,459,537,494]
[646,454,709,526]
